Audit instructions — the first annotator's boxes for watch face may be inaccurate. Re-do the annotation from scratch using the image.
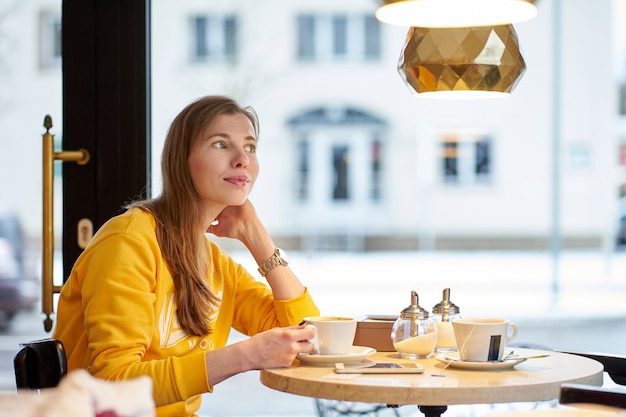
[277,248,289,263]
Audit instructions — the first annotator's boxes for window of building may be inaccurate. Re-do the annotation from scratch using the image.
[297,139,310,200]
[296,13,381,62]
[190,15,237,63]
[332,16,348,57]
[364,15,381,60]
[296,15,315,60]
[39,10,61,69]
[290,107,386,208]
[332,145,350,200]
[440,132,492,185]
[371,138,382,201]
[568,142,591,169]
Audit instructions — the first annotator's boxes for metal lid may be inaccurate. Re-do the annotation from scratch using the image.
[432,288,460,319]
[400,290,429,319]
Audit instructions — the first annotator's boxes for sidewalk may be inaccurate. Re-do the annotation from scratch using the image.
[263,250,626,323]
[1,250,625,417]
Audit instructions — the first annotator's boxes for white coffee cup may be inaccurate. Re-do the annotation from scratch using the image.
[452,317,519,362]
[303,316,357,355]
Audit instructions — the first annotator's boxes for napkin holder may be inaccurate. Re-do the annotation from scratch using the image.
[353,315,397,352]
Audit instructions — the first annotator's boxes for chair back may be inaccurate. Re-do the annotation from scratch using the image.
[14,338,67,390]
[560,383,626,409]
[558,351,626,385]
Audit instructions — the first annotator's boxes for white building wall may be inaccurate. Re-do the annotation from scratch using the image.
[558,0,616,239]
[0,0,621,249]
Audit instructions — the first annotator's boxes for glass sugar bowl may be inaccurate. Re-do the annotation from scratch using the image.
[431,288,461,353]
[391,290,438,359]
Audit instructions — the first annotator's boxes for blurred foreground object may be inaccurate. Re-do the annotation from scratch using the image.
[1,369,155,417]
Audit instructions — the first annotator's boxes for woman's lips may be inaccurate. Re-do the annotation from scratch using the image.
[224,175,251,186]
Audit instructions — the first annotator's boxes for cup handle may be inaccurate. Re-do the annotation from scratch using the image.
[507,322,519,343]
[306,324,319,355]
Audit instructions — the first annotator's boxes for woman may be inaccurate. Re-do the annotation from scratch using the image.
[53,96,319,417]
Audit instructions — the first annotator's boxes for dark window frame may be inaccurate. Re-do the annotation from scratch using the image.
[62,0,150,276]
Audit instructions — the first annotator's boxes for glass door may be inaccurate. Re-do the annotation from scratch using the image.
[0,0,62,331]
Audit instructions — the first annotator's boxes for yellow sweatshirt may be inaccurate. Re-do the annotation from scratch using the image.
[53,208,319,417]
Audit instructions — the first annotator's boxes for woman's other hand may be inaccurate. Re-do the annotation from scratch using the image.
[207,199,258,242]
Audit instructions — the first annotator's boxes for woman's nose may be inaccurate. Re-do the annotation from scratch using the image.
[234,149,249,168]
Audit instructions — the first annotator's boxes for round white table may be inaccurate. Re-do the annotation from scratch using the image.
[260,348,604,417]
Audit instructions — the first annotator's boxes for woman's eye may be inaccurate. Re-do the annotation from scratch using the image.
[212,141,226,149]
[245,144,257,153]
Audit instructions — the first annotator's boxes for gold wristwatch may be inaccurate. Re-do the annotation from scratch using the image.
[257,248,289,277]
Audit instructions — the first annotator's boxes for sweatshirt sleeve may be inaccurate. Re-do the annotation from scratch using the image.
[209,244,320,338]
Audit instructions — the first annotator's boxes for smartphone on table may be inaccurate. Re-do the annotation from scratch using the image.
[334,362,424,374]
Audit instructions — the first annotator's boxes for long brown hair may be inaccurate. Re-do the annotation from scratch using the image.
[131,96,259,336]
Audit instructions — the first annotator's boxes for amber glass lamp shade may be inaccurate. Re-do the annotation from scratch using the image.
[376,0,537,27]
[397,25,527,98]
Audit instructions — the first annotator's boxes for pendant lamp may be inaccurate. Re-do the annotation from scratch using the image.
[397,24,526,98]
[376,0,537,27]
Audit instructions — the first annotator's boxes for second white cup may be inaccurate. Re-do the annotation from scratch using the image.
[452,317,518,362]
[303,316,357,355]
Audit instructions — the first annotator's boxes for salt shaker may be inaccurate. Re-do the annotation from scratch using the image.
[431,288,461,352]
[391,290,438,359]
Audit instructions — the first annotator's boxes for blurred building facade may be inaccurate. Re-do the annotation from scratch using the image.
[0,0,623,252]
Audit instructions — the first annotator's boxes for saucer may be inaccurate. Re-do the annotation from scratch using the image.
[297,346,377,366]
[434,354,525,370]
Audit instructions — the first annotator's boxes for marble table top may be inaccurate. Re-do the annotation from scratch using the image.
[260,348,604,407]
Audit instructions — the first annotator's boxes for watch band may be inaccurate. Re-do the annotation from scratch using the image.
[258,248,288,277]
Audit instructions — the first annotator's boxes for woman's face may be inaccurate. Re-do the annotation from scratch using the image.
[188,112,258,211]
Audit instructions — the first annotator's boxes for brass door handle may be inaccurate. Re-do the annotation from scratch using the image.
[42,115,90,332]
